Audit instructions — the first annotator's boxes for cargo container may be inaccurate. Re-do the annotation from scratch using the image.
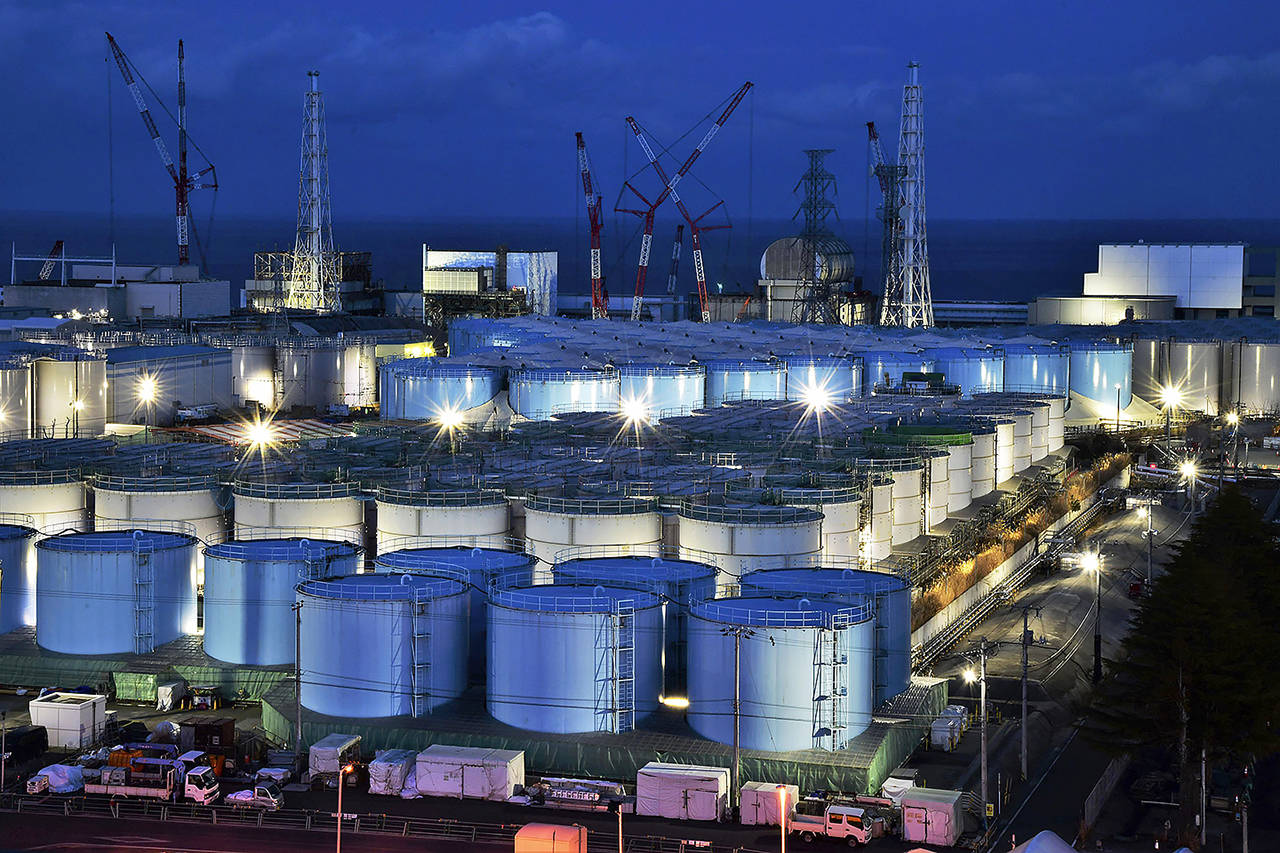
[415,744,525,801]
[635,762,730,821]
[514,823,588,853]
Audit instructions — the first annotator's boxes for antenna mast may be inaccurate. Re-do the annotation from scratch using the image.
[287,71,339,312]
[879,62,933,327]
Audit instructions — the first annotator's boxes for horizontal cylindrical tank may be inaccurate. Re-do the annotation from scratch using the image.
[677,504,823,584]
[739,567,911,706]
[487,583,664,734]
[784,355,862,405]
[1068,342,1133,408]
[618,364,706,421]
[1002,344,1069,396]
[927,348,1004,398]
[233,481,364,545]
[702,359,786,407]
[374,488,509,553]
[203,538,361,666]
[36,530,197,655]
[857,351,934,395]
[509,367,620,420]
[94,474,227,586]
[774,487,861,561]
[375,545,536,684]
[298,572,469,718]
[687,595,875,751]
[524,496,662,574]
[1165,339,1222,415]
[33,355,108,437]
[0,470,87,534]
[380,360,504,420]
[0,523,38,633]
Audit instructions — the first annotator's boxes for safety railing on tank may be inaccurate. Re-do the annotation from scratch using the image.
[524,494,656,516]
[37,527,194,551]
[231,480,362,500]
[0,468,81,485]
[550,542,721,570]
[511,366,620,382]
[93,473,218,492]
[375,534,530,562]
[94,518,199,539]
[487,580,658,613]
[210,525,365,549]
[863,427,975,447]
[986,385,1069,399]
[0,512,37,531]
[767,484,865,505]
[204,534,362,562]
[690,595,873,628]
[845,454,926,473]
[675,502,821,525]
[871,381,963,397]
[297,571,467,601]
[374,486,507,507]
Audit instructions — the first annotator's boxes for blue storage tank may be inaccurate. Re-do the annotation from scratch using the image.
[927,347,1004,397]
[380,359,504,420]
[298,572,469,718]
[509,367,620,420]
[1069,342,1133,408]
[701,359,786,406]
[487,583,664,734]
[551,551,718,696]
[0,523,37,633]
[618,364,707,420]
[739,567,911,706]
[1003,344,1070,396]
[687,595,875,751]
[36,530,197,655]
[784,355,862,404]
[857,351,935,395]
[203,538,361,666]
[375,546,537,683]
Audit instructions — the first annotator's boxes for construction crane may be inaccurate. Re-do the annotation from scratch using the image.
[575,132,608,320]
[106,33,217,267]
[867,121,905,319]
[618,82,752,322]
[38,241,64,281]
[878,62,934,328]
[665,225,684,295]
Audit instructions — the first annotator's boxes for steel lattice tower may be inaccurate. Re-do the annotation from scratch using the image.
[287,71,340,312]
[879,62,934,328]
[790,149,841,324]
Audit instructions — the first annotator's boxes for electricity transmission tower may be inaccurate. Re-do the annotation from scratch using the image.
[878,62,934,328]
[287,71,340,312]
[790,149,841,324]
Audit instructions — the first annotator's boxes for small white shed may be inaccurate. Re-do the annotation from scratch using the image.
[28,692,107,749]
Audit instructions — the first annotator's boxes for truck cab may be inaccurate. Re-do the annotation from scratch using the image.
[791,804,874,846]
[184,766,221,805]
[229,782,284,810]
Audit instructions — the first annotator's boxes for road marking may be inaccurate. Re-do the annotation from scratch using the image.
[986,724,1081,853]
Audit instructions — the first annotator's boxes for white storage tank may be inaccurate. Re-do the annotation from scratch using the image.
[374,488,509,553]
[702,359,786,407]
[1002,344,1069,396]
[617,364,707,421]
[276,340,345,412]
[863,475,894,563]
[784,355,861,404]
[1068,341,1133,408]
[1227,340,1280,412]
[0,522,38,633]
[0,359,32,438]
[926,348,1003,398]
[969,427,997,499]
[523,495,662,573]
[774,486,861,561]
[36,529,198,654]
[298,572,469,718]
[33,354,108,437]
[687,595,875,751]
[1131,337,1163,403]
[226,341,277,408]
[1044,396,1067,452]
[509,367,619,421]
[93,474,227,586]
[1165,339,1222,415]
[381,360,505,421]
[922,449,950,529]
[487,582,665,734]
[0,470,88,534]
[232,481,364,545]
[677,504,823,584]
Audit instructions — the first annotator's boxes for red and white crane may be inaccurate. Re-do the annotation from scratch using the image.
[575,132,608,320]
[106,32,217,267]
[618,82,752,322]
[665,224,683,295]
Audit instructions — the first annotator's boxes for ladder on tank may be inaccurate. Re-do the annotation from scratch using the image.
[811,614,849,750]
[409,590,431,717]
[133,539,156,655]
[593,601,636,733]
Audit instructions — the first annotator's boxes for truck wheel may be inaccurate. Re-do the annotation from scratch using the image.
[800,832,816,843]
[846,838,861,847]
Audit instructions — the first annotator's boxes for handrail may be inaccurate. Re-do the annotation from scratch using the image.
[298,572,467,601]
[94,473,218,492]
[232,481,361,499]
[677,502,822,525]
[375,487,507,507]
[524,494,656,515]
[36,528,195,552]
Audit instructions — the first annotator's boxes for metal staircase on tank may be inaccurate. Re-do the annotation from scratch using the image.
[409,590,431,717]
[872,596,886,702]
[133,539,155,654]
[594,601,636,733]
[812,615,850,750]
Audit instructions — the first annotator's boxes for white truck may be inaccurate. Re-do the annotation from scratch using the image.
[84,759,220,804]
[227,782,284,811]
[790,803,882,846]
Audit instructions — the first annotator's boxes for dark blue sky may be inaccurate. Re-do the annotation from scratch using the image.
[4,0,1280,229]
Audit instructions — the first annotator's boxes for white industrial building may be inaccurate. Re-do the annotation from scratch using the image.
[5,262,231,320]
[421,248,557,316]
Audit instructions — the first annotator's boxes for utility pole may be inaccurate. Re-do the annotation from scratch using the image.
[963,637,999,826]
[1201,747,1208,848]
[1017,604,1041,780]
[722,625,753,815]
[293,601,303,760]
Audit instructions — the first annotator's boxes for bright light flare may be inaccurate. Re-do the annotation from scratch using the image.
[246,420,275,447]
[962,668,977,684]
[620,395,651,426]
[435,405,465,431]
[799,383,835,415]
[138,376,157,403]
[1135,506,1148,520]
[1226,411,1239,427]
[71,399,84,412]
[1081,551,1101,575]
[659,695,689,709]
[1179,460,1197,480]
[1158,384,1183,410]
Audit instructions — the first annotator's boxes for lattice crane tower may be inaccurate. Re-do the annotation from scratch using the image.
[288,71,340,312]
[879,62,934,328]
[790,149,841,324]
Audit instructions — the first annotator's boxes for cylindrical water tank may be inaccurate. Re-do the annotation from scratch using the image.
[1007,410,1033,474]
[677,504,823,584]
[739,567,911,706]
[970,428,997,499]
[784,355,861,404]
[1002,344,1069,396]
[36,530,197,655]
[298,572,469,718]
[856,351,934,395]
[886,464,923,544]
[233,482,364,545]
[1044,396,1066,452]
[993,418,1015,484]
[227,343,276,408]
[922,450,950,529]
[33,355,108,437]
[0,470,87,534]
[1165,339,1222,415]
[487,583,664,733]
[945,440,974,513]
[927,348,1004,398]
[0,361,32,438]
[1228,341,1280,412]
[374,488,509,553]
[864,476,894,563]
[380,360,504,420]
[0,523,38,632]
[687,595,875,751]
[509,367,620,420]
[1068,342,1133,408]
[523,496,662,573]
[203,537,361,666]
[775,487,861,561]
[552,549,718,696]
[94,474,227,586]
[618,364,707,420]
[375,545,536,683]
[1131,337,1163,403]
[276,341,345,412]
[702,359,786,407]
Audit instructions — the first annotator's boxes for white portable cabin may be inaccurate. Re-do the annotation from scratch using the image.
[368,749,418,796]
[309,733,362,776]
[739,781,799,825]
[899,787,965,846]
[415,744,525,801]
[635,762,730,821]
[930,716,961,751]
[28,692,106,749]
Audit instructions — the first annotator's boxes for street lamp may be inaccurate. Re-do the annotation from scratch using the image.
[336,762,355,853]
[138,375,157,435]
[1159,384,1183,441]
[777,784,788,853]
[1114,383,1122,434]
[1082,551,1103,683]
[962,637,998,827]
[1180,460,1198,512]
